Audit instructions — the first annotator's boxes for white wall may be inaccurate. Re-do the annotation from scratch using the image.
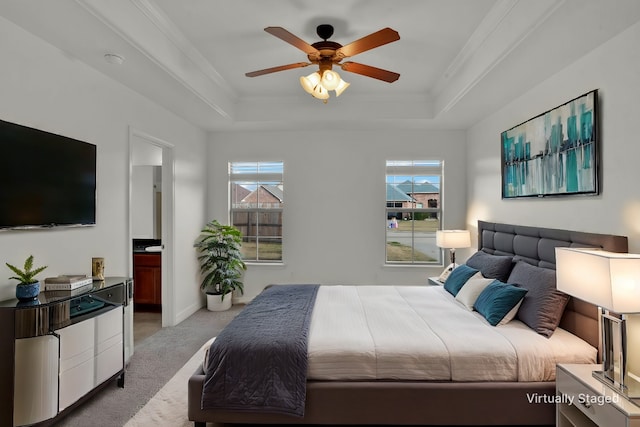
[208,129,468,301]
[0,16,208,323]
[131,166,157,239]
[466,20,640,253]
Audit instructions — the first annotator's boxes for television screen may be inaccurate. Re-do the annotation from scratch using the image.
[0,119,97,229]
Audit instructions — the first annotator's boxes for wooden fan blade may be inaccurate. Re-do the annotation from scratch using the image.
[340,62,400,83]
[264,27,319,56]
[337,28,400,58]
[245,62,311,77]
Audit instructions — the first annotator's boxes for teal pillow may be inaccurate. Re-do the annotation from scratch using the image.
[474,280,528,326]
[443,264,479,296]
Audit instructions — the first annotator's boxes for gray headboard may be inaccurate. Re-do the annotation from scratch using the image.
[477,220,628,350]
[477,220,628,268]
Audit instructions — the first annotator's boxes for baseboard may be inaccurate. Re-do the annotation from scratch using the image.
[175,301,202,324]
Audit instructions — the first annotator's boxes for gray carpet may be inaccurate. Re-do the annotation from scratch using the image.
[54,306,242,427]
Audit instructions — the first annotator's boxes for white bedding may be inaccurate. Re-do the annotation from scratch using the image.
[307,285,597,382]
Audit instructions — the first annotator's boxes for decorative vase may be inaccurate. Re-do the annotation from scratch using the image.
[206,292,232,312]
[16,282,41,301]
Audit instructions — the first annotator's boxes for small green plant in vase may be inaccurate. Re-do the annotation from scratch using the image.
[194,220,246,311]
[6,255,48,301]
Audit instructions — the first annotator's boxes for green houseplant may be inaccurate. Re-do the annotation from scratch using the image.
[6,255,48,301]
[194,220,246,311]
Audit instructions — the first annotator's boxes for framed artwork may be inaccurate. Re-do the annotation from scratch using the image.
[501,90,599,198]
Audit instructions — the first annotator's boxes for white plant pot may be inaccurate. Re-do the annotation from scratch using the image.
[206,293,232,311]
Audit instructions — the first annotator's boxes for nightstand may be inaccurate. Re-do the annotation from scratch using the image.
[427,276,443,286]
[556,363,640,427]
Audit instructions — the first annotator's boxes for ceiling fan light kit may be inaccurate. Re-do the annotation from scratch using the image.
[246,24,400,103]
[300,69,349,102]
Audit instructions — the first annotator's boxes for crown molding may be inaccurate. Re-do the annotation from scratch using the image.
[433,0,565,116]
[130,0,234,98]
[75,0,234,120]
[439,0,517,84]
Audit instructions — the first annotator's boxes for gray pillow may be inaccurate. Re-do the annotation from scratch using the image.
[465,251,513,282]
[507,261,569,337]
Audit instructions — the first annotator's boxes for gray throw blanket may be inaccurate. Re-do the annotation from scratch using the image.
[201,284,320,417]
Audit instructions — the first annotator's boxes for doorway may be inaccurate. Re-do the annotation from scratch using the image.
[129,128,175,337]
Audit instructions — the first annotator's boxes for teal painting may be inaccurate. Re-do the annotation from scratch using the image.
[501,90,598,198]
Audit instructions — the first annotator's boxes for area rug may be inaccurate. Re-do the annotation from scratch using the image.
[124,338,213,427]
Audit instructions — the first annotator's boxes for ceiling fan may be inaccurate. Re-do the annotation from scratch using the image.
[245,24,400,102]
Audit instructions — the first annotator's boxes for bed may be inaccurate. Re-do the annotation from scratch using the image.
[188,220,628,426]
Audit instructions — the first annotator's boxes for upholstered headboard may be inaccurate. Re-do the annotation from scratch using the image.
[476,220,628,350]
[477,220,628,268]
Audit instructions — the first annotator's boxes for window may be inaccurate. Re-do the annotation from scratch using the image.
[385,160,443,264]
[230,161,283,262]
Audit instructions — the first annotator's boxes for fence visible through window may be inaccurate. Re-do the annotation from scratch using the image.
[230,162,283,262]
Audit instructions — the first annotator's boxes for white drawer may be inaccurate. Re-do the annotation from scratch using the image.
[95,340,124,386]
[57,319,95,374]
[96,332,122,355]
[57,318,95,360]
[557,368,628,427]
[95,307,122,344]
[59,356,94,411]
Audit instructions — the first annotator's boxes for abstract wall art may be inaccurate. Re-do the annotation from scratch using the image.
[501,90,599,199]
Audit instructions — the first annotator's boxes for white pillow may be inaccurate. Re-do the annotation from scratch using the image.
[497,300,523,326]
[201,336,217,373]
[455,275,494,310]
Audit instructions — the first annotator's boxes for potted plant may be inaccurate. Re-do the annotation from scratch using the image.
[194,219,246,311]
[6,255,48,301]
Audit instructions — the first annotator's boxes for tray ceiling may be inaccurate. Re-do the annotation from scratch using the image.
[1,0,639,131]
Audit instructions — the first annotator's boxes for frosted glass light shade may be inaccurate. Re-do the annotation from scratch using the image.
[300,72,321,94]
[311,84,329,100]
[334,79,350,96]
[321,70,340,90]
[556,248,640,313]
[436,230,471,249]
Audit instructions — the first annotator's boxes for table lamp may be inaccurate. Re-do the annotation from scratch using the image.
[435,230,471,282]
[556,247,640,404]
[436,230,471,265]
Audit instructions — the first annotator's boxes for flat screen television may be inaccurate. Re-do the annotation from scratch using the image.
[0,118,97,230]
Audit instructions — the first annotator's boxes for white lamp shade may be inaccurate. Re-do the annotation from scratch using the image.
[321,70,340,90]
[311,84,329,100]
[556,248,640,313]
[436,230,471,249]
[300,72,321,94]
[334,78,350,96]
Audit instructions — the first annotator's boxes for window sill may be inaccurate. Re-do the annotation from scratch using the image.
[245,262,285,268]
[383,263,440,268]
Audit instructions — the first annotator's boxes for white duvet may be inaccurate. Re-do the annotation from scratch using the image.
[307,285,597,382]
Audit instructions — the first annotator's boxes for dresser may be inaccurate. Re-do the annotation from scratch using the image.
[0,277,132,427]
[556,363,640,427]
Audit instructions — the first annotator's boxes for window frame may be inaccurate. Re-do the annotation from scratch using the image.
[385,160,444,265]
[229,161,284,263]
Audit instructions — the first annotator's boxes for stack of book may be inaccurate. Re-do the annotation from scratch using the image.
[44,275,93,291]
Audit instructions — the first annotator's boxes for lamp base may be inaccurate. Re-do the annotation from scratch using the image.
[592,370,640,406]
